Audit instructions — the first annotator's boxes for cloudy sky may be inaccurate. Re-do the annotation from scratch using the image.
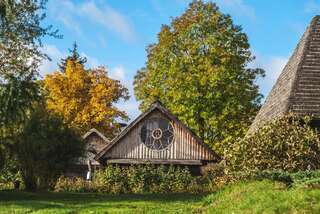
[41,0,320,121]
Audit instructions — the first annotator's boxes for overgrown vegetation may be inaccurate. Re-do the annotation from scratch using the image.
[54,165,211,194]
[225,114,320,173]
[12,107,85,191]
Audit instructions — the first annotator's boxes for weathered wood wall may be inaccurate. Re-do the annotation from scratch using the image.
[104,110,214,161]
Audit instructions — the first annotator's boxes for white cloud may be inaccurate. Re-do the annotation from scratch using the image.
[110,66,126,81]
[108,65,140,121]
[48,0,136,42]
[215,0,256,20]
[58,15,82,35]
[80,2,136,42]
[250,54,288,96]
[115,82,141,121]
[39,44,65,77]
[80,52,100,69]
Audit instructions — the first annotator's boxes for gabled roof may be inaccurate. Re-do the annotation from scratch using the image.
[95,101,219,161]
[83,128,110,143]
[248,15,320,134]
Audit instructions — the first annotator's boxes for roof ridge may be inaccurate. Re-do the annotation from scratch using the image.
[82,128,110,143]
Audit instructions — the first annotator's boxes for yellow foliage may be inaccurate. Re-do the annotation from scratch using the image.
[43,60,129,137]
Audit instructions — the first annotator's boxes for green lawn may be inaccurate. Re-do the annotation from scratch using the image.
[0,191,205,214]
[202,180,320,213]
[2,180,320,214]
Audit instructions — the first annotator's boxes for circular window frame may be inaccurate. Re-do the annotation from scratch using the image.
[139,117,174,151]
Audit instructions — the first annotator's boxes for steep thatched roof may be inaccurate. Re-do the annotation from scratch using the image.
[248,16,320,134]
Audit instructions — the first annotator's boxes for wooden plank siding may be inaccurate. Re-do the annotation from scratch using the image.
[104,110,214,161]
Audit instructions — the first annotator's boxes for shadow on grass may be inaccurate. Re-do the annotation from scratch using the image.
[0,190,207,213]
[0,190,207,202]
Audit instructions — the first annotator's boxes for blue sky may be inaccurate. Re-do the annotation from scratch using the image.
[41,0,320,121]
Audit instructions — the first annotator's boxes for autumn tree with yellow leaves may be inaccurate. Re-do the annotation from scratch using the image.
[43,59,129,137]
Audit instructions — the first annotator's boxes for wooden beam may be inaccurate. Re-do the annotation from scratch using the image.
[106,159,202,165]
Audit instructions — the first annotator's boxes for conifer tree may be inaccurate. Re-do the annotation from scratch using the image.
[58,42,87,72]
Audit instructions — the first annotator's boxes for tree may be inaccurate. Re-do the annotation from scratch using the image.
[0,0,58,169]
[0,0,58,131]
[0,0,59,80]
[58,42,87,71]
[12,106,84,191]
[134,1,264,153]
[43,59,129,137]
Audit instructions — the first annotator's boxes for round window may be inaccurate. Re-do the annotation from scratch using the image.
[140,117,174,150]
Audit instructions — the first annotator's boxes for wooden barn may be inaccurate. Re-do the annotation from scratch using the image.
[248,15,320,134]
[65,128,109,178]
[95,101,219,174]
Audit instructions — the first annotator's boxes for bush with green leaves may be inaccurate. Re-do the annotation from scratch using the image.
[55,164,205,194]
[13,107,85,191]
[54,176,91,192]
[95,164,196,194]
[0,155,21,186]
[225,114,320,173]
[249,170,320,188]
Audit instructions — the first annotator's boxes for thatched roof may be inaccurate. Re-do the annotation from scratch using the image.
[248,15,320,134]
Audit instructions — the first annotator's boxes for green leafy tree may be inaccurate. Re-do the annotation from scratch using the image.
[13,106,84,191]
[0,2,58,128]
[0,0,58,126]
[0,0,59,80]
[0,0,58,177]
[134,1,264,153]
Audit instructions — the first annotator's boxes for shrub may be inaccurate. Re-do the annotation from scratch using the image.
[225,114,320,173]
[13,107,85,191]
[226,170,320,188]
[291,170,320,188]
[254,170,293,186]
[0,154,21,187]
[94,165,128,194]
[55,164,208,194]
[54,176,91,192]
[201,162,225,180]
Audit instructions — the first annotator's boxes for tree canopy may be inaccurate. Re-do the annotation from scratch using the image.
[0,0,58,80]
[0,0,58,128]
[43,58,129,137]
[134,1,265,153]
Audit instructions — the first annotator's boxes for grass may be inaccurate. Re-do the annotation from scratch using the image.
[0,191,205,214]
[202,180,320,213]
[2,180,320,213]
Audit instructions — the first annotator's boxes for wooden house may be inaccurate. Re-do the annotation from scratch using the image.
[65,128,109,178]
[248,16,320,134]
[95,101,219,174]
